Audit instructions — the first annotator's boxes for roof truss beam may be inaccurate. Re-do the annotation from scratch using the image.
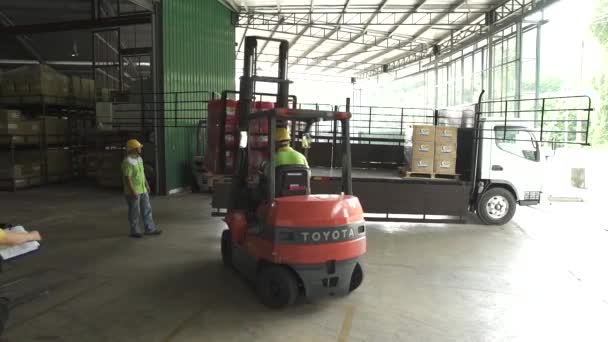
[289,0,350,67]
[234,10,488,27]
[303,0,388,70]
[358,0,556,78]
[240,14,432,53]
[319,0,428,72]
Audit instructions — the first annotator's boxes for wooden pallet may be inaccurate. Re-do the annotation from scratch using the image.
[406,172,461,180]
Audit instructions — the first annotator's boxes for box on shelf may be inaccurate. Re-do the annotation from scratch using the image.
[41,116,69,145]
[434,156,457,175]
[96,88,112,102]
[1,81,15,96]
[71,76,82,99]
[0,109,22,125]
[0,120,41,144]
[81,79,95,103]
[96,150,125,188]
[435,126,458,144]
[0,176,42,191]
[412,125,436,142]
[0,150,42,179]
[1,65,69,98]
[46,149,72,178]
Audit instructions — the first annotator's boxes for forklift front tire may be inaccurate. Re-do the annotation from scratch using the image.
[256,266,298,309]
[221,230,232,267]
[349,263,364,292]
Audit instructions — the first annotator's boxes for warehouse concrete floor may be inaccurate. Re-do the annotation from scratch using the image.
[0,184,607,342]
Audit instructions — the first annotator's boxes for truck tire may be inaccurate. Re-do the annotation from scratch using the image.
[477,187,516,225]
[221,230,232,267]
[256,266,298,309]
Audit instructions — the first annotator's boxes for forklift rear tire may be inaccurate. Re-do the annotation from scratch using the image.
[256,266,298,309]
[477,187,516,225]
[221,230,232,267]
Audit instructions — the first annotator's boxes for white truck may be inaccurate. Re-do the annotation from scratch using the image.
[308,94,592,225]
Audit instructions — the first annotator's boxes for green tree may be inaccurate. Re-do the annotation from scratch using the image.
[590,0,608,146]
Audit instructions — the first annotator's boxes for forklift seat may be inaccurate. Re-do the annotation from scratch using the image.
[275,165,311,197]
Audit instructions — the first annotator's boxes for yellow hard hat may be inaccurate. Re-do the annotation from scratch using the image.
[276,127,290,142]
[126,139,143,151]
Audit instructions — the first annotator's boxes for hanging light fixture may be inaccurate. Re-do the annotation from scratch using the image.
[71,40,79,57]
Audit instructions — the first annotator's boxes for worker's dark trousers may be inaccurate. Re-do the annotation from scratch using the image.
[125,192,157,235]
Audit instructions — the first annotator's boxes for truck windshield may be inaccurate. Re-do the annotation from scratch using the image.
[494,126,539,162]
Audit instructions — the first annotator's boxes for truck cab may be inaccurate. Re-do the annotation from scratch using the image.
[474,119,544,225]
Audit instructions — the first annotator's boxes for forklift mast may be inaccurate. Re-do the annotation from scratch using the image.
[228,36,353,210]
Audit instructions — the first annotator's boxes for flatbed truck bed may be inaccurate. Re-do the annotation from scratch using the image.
[310,167,472,223]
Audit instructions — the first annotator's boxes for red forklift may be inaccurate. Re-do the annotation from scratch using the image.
[213,36,366,308]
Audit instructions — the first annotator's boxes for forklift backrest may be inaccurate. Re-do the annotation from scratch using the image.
[275,165,311,197]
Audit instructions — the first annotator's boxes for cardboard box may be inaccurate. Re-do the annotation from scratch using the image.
[412,125,436,142]
[0,151,42,178]
[71,76,82,99]
[434,142,457,159]
[1,81,15,96]
[0,164,42,179]
[41,117,69,145]
[434,156,457,175]
[0,120,40,136]
[412,141,435,160]
[96,150,125,187]
[0,176,42,190]
[46,149,72,176]
[411,158,434,173]
[435,126,458,144]
[0,109,21,122]
[2,65,69,98]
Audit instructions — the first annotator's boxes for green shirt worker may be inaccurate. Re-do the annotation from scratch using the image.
[122,139,161,238]
[275,127,308,167]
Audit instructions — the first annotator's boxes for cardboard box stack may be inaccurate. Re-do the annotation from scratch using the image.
[71,76,82,100]
[0,150,42,189]
[0,65,69,99]
[85,150,101,179]
[410,125,435,173]
[434,126,458,175]
[81,79,95,104]
[96,150,124,188]
[41,116,69,145]
[45,149,73,183]
[0,109,41,145]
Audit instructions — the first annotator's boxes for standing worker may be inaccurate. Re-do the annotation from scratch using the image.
[275,127,308,167]
[122,139,161,238]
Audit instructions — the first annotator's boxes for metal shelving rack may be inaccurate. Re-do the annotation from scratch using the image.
[0,95,96,191]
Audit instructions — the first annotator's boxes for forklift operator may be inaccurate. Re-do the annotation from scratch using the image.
[275,127,308,167]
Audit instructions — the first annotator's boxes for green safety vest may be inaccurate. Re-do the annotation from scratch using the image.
[275,146,308,167]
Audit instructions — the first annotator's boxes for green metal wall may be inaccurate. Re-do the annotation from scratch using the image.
[162,0,235,192]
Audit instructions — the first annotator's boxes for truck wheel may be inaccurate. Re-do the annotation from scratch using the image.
[477,188,516,225]
[221,230,232,267]
[349,263,364,292]
[256,266,298,309]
